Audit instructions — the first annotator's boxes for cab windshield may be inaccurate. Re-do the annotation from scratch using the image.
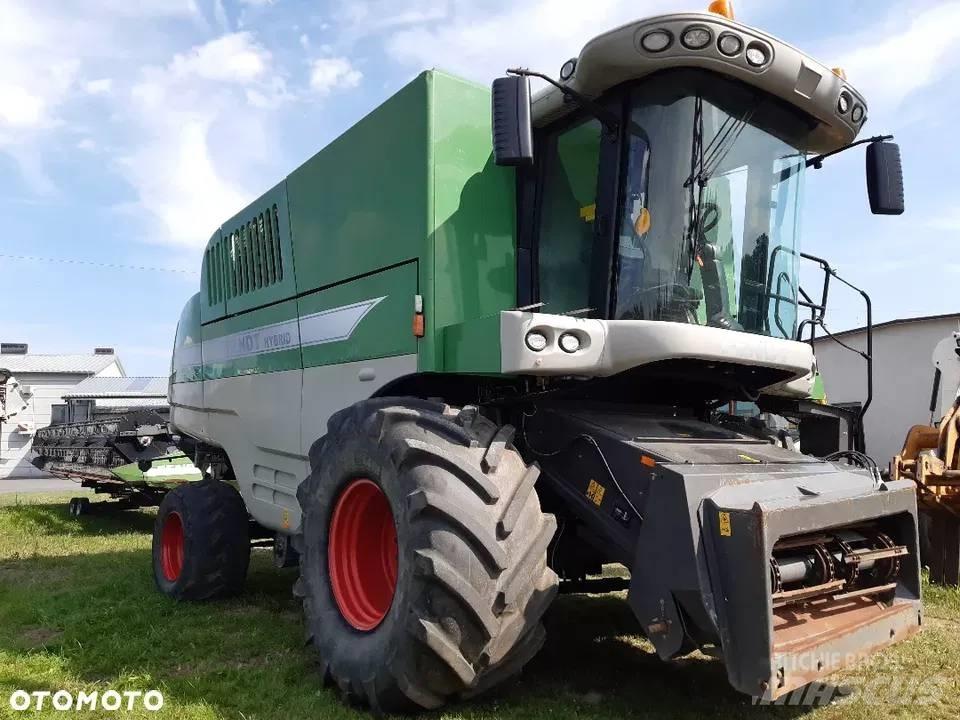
[614,71,809,338]
[535,70,812,340]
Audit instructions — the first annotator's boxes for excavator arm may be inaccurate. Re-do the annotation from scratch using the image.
[891,331,960,585]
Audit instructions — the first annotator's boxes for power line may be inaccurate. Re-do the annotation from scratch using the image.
[0,253,198,275]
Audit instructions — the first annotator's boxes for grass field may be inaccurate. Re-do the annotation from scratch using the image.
[0,492,958,720]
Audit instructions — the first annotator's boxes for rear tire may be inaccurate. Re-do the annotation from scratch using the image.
[68,497,90,518]
[297,398,558,712]
[152,479,250,600]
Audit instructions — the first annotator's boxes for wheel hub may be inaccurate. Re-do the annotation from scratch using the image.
[160,511,185,582]
[328,479,398,631]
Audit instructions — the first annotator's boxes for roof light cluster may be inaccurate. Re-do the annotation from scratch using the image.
[835,88,865,125]
[638,23,773,72]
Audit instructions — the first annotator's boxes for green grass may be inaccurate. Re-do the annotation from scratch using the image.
[0,493,958,720]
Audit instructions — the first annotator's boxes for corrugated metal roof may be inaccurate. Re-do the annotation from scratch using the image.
[0,353,120,375]
[62,376,167,398]
[94,398,168,409]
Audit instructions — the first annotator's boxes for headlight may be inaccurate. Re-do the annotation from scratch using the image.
[559,58,577,81]
[717,33,742,56]
[745,42,769,67]
[837,91,851,114]
[640,30,672,53]
[851,105,864,123]
[525,331,548,352]
[681,26,712,50]
[559,333,581,353]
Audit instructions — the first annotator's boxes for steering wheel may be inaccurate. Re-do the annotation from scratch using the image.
[698,202,720,242]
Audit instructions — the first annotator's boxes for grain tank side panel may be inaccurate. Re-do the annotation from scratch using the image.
[221,182,297,317]
[286,73,431,303]
[429,73,518,366]
[199,229,226,324]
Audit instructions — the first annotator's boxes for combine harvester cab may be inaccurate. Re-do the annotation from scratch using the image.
[161,0,918,711]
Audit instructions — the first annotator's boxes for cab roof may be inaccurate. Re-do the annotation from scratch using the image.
[531,12,866,154]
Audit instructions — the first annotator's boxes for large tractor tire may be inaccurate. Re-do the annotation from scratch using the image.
[297,398,558,712]
[152,479,250,600]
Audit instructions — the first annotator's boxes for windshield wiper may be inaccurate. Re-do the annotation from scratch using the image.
[683,108,753,188]
[683,96,707,278]
[682,98,754,279]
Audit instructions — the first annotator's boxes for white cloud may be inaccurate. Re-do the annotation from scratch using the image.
[120,33,289,248]
[0,0,198,191]
[831,2,960,115]
[0,84,46,127]
[76,137,97,151]
[85,78,113,95]
[118,119,250,249]
[382,0,683,83]
[167,32,270,84]
[309,57,362,94]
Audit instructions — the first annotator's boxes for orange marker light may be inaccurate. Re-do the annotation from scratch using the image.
[641,455,657,468]
[413,313,425,338]
[831,67,847,80]
[708,0,734,19]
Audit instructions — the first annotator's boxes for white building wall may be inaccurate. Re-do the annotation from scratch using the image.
[0,361,122,480]
[813,316,960,470]
[96,361,123,378]
[1,372,88,479]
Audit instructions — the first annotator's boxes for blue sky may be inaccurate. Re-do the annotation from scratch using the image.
[1,0,958,376]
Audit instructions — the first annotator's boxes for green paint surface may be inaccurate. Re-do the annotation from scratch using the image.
[430,73,516,370]
[111,453,202,487]
[286,80,429,296]
[201,299,301,380]
[441,313,502,374]
[188,70,515,379]
[221,182,297,318]
[172,293,203,384]
[298,263,418,369]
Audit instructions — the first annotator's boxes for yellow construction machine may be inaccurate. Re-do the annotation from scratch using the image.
[891,331,960,585]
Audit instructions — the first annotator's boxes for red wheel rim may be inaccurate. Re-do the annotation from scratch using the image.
[160,511,185,582]
[328,479,398,631]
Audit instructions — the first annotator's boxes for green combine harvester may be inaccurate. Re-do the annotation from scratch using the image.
[159,2,917,711]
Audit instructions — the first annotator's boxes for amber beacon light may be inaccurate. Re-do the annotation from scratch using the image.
[708,0,735,19]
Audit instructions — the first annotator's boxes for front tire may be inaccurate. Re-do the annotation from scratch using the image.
[297,398,558,712]
[152,479,250,600]
[68,497,89,518]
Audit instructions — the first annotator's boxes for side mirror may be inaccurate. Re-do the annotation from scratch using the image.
[491,75,533,166]
[866,141,904,215]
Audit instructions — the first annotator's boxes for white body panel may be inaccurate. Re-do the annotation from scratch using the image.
[204,368,306,532]
[169,354,417,533]
[531,12,864,154]
[300,355,418,455]
[500,311,812,385]
[169,379,209,442]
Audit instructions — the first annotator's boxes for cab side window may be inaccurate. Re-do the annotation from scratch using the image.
[536,118,602,313]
